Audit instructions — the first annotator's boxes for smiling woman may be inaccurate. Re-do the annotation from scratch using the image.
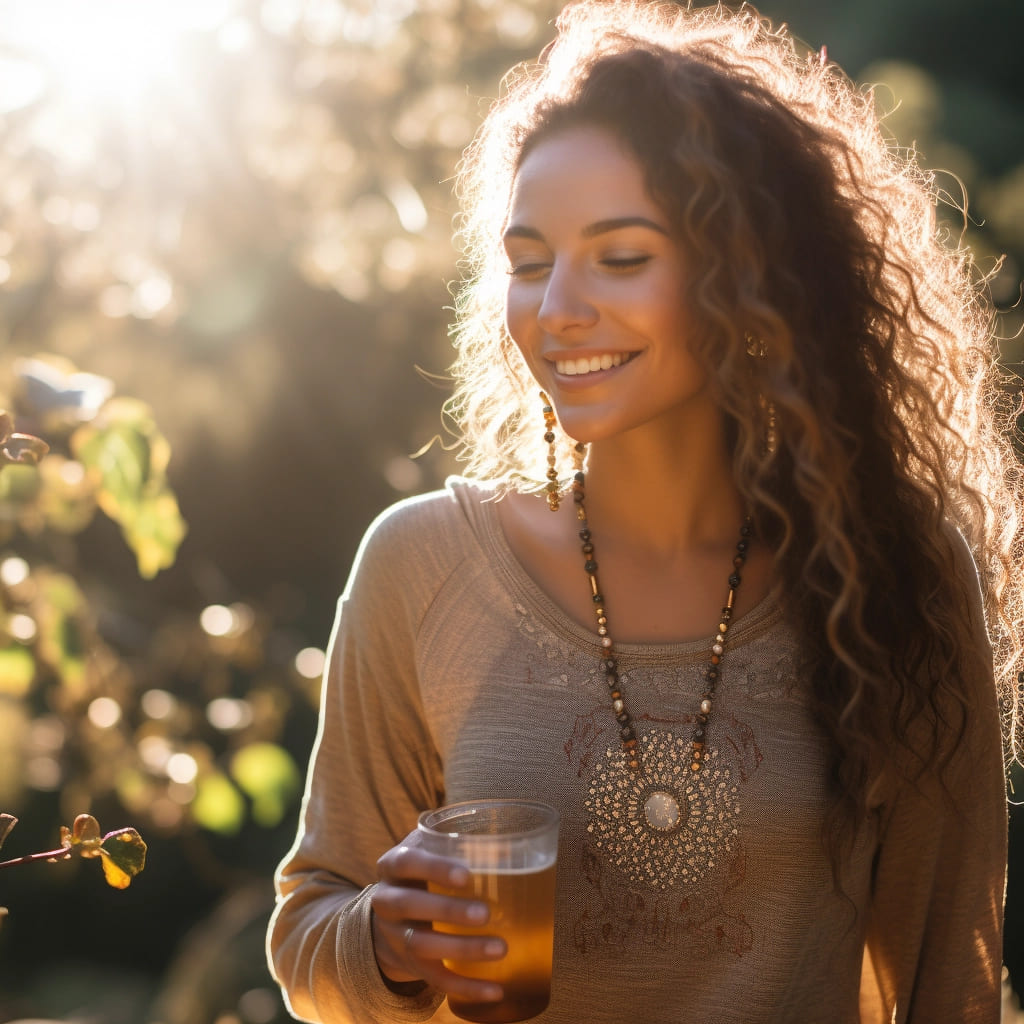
[267,2,1023,1023]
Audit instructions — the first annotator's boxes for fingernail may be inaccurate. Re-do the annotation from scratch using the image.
[448,864,469,885]
[484,939,505,957]
[466,902,488,923]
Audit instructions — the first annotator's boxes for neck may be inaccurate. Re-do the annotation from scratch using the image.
[579,428,745,556]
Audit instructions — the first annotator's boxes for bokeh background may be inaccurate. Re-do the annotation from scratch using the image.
[0,1,1021,1022]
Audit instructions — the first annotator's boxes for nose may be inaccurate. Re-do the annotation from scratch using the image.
[536,262,598,335]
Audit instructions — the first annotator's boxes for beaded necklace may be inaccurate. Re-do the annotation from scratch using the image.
[544,411,752,833]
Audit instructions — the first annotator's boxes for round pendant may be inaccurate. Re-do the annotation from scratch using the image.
[643,789,684,832]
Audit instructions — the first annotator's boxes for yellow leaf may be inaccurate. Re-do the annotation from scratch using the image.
[99,828,147,888]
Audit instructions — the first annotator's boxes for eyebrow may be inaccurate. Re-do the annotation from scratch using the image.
[502,216,670,243]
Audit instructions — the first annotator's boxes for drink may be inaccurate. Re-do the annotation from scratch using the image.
[418,800,560,1024]
[431,861,557,1023]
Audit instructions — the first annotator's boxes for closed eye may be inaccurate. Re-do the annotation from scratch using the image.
[507,262,551,279]
[602,254,652,271]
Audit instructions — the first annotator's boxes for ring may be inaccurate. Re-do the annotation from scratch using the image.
[403,925,416,950]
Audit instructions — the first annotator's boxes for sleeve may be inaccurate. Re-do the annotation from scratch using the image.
[860,531,1007,1024]
[266,503,450,1023]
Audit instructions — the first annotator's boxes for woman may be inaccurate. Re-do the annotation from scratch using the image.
[268,2,1023,1021]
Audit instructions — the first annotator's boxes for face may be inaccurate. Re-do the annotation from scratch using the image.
[503,125,714,447]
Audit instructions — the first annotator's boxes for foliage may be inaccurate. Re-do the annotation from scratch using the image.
[0,812,147,892]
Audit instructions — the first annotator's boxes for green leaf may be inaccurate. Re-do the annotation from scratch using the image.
[191,771,246,835]
[121,492,188,579]
[99,828,147,889]
[75,420,150,509]
[0,646,35,696]
[230,742,301,827]
[71,399,186,577]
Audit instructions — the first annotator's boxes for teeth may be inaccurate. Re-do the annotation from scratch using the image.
[555,352,632,376]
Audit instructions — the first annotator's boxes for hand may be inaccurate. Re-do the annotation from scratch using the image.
[371,833,507,1005]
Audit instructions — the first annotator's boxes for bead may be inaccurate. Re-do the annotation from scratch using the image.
[544,430,555,443]
[570,467,752,785]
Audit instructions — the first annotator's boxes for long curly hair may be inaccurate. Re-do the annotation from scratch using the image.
[447,0,1024,824]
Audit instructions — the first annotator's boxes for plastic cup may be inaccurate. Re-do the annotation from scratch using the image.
[418,799,559,1023]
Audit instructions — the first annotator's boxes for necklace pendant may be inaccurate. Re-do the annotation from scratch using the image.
[643,788,685,832]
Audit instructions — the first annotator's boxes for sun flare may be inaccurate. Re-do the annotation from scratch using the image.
[0,0,234,112]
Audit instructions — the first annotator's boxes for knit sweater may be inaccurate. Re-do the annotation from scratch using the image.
[267,479,1006,1023]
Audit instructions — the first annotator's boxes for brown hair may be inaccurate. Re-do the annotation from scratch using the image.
[447,1,1023,825]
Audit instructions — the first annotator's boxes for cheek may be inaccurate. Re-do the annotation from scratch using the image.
[504,289,536,348]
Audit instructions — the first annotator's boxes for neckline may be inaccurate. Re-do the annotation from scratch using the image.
[455,479,782,660]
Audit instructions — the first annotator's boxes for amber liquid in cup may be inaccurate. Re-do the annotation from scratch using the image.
[432,861,557,1022]
[419,800,559,1024]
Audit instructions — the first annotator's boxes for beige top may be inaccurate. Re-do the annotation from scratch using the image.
[267,479,1006,1023]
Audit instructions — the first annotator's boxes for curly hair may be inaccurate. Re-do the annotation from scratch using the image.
[446,0,1024,825]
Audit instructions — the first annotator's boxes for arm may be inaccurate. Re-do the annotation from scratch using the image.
[267,504,449,1023]
[862,533,1007,1023]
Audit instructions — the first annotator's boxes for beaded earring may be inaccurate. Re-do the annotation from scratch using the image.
[540,391,586,511]
[760,395,778,457]
[745,333,778,457]
[540,392,561,511]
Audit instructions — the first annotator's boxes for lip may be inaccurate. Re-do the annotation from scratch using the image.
[546,350,642,381]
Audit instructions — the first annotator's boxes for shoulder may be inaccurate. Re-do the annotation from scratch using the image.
[344,477,499,598]
[356,477,495,550]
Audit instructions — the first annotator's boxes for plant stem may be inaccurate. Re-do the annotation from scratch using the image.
[0,848,70,870]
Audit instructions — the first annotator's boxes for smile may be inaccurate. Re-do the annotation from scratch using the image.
[554,352,638,376]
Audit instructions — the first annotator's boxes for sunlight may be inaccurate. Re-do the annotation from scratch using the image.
[0,0,234,109]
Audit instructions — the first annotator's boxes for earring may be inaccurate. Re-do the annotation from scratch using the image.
[745,332,778,457]
[540,391,561,511]
[760,394,778,456]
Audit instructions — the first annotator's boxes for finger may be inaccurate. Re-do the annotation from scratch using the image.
[377,843,470,889]
[401,925,506,1004]
[371,882,489,929]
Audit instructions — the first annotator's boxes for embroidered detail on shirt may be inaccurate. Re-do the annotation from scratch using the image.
[583,729,741,892]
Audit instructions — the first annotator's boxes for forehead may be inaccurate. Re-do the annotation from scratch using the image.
[507,125,659,225]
